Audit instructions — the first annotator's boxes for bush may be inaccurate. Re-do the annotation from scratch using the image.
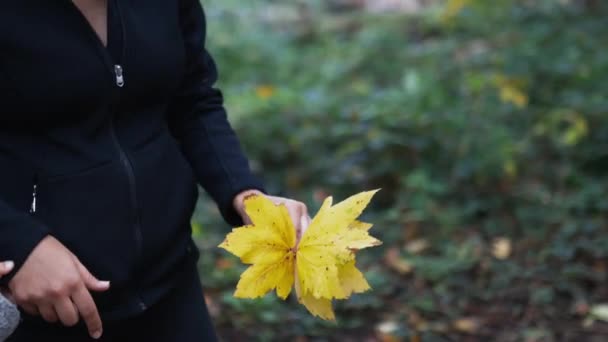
[195,0,608,340]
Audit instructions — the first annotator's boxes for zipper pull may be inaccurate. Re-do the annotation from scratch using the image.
[114,64,125,88]
[30,183,37,214]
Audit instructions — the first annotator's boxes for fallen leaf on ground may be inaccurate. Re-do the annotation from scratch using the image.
[453,317,481,334]
[492,237,512,260]
[405,239,429,254]
[376,321,400,342]
[385,247,413,274]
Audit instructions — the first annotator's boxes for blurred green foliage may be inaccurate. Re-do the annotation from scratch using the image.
[194,0,608,340]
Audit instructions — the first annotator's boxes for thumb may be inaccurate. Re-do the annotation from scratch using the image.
[297,215,311,245]
[73,257,110,292]
[0,261,14,277]
[300,215,311,236]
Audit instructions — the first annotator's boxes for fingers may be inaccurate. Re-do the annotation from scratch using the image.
[39,304,59,323]
[71,256,106,338]
[55,298,79,327]
[284,203,301,234]
[233,189,264,225]
[0,261,14,277]
[1,261,16,304]
[300,215,312,237]
[0,288,16,304]
[72,285,103,339]
[242,213,253,225]
[73,257,110,292]
[255,195,310,240]
[20,303,39,316]
[9,236,106,338]
[278,199,309,241]
[295,202,310,241]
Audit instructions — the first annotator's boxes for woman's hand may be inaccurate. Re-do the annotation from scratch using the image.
[0,260,16,303]
[233,190,311,240]
[0,260,14,279]
[9,236,109,339]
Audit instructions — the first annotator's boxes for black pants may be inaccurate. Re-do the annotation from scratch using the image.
[8,265,218,342]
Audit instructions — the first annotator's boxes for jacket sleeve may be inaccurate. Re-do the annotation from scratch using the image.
[166,0,265,227]
[0,200,49,285]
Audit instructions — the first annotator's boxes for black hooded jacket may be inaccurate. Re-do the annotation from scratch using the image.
[0,0,264,319]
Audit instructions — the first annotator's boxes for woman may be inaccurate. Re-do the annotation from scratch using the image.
[0,0,309,341]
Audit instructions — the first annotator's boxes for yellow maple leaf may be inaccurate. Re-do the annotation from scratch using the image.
[338,260,371,297]
[218,189,381,320]
[294,270,335,321]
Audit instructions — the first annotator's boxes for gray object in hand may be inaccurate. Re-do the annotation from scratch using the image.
[0,294,19,342]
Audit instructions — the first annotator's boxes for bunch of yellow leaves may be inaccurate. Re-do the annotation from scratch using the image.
[219,190,382,320]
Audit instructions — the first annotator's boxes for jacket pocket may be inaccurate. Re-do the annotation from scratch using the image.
[0,155,35,214]
[131,133,198,268]
[34,161,137,289]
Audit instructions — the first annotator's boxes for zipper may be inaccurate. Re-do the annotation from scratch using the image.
[66,0,147,311]
[30,182,37,214]
[108,116,144,268]
[114,65,125,87]
[111,0,147,312]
